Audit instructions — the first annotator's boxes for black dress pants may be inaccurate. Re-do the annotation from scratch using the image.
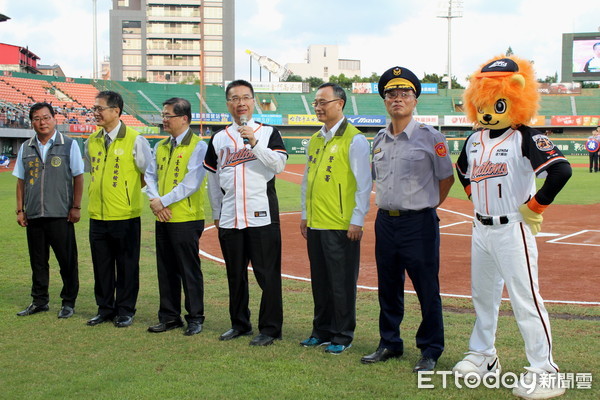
[89,218,140,317]
[218,224,283,338]
[306,229,360,346]
[374,208,444,360]
[155,220,205,324]
[26,217,79,307]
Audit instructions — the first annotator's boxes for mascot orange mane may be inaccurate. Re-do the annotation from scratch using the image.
[463,55,539,129]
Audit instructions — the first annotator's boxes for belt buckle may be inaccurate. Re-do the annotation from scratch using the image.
[389,210,400,216]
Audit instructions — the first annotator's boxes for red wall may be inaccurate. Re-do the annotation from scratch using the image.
[0,43,21,64]
[0,43,38,69]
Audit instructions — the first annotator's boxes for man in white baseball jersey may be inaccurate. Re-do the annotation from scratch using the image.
[203,80,288,347]
[454,56,572,400]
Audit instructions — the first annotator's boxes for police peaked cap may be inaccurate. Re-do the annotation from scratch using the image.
[378,66,421,98]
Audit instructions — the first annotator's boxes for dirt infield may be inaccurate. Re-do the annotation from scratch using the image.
[200,164,599,305]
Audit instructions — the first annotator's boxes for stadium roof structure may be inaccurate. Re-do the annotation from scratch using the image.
[0,14,10,23]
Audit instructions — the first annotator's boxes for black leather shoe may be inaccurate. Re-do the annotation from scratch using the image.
[114,315,134,328]
[148,319,184,333]
[184,322,203,336]
[219,328,253,341]
[413,357,437,372]
[17,303,49,316]
[58,306,74,319]
[87,314,113,326]
[360,347,403,364]
[249,333,281,346]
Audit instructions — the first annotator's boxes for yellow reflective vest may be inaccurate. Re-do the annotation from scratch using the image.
[155,131,205,222]
[87,123,142,220]
[306,119,360,230]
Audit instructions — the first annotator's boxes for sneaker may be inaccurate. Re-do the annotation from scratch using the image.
[324,343,351,355]
[300,336,330,347]
[452,351,501,377]
[512,367,566,400]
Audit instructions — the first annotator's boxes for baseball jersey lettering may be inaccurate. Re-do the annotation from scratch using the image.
[456,127,568,216]
[204,120,287,229]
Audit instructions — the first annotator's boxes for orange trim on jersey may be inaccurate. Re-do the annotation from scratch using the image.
[533,156,567,174]
[242,163,248,228]
[478,129,515,215]
[484,179,489,215]
[203,160,216,172]
[465,184,472,198]
[527,196,548,214]
[224,126,239,151]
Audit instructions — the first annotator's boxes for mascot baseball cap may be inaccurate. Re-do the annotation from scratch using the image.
[476,58,519,78]
[378,66,422,98]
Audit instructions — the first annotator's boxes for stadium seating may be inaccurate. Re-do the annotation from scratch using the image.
[0,71,599,130]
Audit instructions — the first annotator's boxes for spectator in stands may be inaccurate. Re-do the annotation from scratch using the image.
[84,91,152,328]
[13,102,84,319]
[0,108,6,127]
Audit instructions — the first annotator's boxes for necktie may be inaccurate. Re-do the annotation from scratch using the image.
[170,137,177,155]
[104,134,111,150]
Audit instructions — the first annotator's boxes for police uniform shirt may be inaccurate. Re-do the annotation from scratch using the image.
[372,118,453,211]
[13,130,84,180]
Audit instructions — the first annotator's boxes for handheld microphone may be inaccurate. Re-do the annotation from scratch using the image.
[240,115,249,144]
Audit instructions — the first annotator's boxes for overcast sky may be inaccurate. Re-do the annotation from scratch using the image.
[0,0,598,85]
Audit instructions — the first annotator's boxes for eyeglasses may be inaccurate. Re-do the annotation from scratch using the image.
[31,115,53,123]
[384,90,415,100]
[161,113,185,120]
[227,96,254,104]
[311,99,341,108]
[92,105,117,113]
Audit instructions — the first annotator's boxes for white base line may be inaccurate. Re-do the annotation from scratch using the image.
[199,213,599,306]
[546,229,600,247]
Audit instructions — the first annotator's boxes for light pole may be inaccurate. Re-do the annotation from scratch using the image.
[437,0,463,90]
[92,0,98,80]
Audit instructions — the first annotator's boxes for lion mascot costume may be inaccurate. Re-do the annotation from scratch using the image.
[453,55,572,400]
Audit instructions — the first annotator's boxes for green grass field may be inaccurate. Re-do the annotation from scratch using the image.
[0,156,597,400]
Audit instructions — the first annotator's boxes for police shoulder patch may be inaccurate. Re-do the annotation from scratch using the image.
[434,142,447,157]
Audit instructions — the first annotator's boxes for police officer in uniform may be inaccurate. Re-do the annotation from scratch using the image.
[360,67,454,372]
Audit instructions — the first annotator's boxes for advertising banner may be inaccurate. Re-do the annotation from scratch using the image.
[551,115,600,126]
[443,115,472,127]
[288,114,322,126]
[351,83,378,94]
[346,115,386,126]
[224,81,306,93]
[192,113,232,124]
[131,126,160,134]
[538,82,581,94]
[253,114,283,125]
[421,83,439,94]
[414,115,439,125]
[69,124,96,133]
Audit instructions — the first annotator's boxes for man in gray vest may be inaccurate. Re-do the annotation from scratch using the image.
[13,102,84,319]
